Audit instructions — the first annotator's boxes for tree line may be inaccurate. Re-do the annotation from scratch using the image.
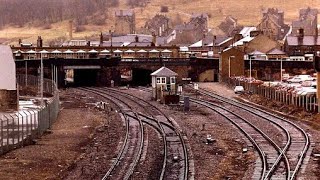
[0,0,119,28]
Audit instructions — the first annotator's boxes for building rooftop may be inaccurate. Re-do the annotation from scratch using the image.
[240,27,257,37]
[286,35,320,46]
[267,48,286,55]
[151,66,178,77]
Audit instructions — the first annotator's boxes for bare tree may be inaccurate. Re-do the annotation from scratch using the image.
[0,0,111,27]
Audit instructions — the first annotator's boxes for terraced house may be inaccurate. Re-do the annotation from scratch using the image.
[256,8,290,41]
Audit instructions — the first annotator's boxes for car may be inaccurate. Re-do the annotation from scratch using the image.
[234,86,244,94]
[287,75,315,84]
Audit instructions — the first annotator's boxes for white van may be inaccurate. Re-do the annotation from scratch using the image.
[287,75,315,84]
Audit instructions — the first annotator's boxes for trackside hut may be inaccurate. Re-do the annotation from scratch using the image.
[151,67,177,101]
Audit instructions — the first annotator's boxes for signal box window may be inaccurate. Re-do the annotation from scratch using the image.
[170,77,176,84]
[161,77,166,84]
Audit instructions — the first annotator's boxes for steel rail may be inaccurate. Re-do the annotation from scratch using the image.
[101,87,189,180]
[124,112,144,180]
[191,98,284,179]
[195,86,310,180]
[78,88,144,180]
[83,87,169,180]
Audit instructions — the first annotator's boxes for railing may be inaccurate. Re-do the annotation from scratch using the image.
[0,75,60,155]
[229,78,318,113]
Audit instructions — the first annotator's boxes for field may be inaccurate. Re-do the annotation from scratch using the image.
[0,0,319,45]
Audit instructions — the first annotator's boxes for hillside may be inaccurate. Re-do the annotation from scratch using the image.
[0,0,319,45]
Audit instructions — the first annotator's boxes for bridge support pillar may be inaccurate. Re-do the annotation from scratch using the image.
[57,66,65,88]
[98,66,121,87]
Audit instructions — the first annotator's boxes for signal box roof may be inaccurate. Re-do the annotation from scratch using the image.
[151,66,178,77]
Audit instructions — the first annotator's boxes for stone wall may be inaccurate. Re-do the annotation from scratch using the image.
[0,90,18,111]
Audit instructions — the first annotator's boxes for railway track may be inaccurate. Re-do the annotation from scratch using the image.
[78,87,190,180]
[190,98,289,179]
[190,86,311,180]
[136,86,287,179]
[137,85,311,179]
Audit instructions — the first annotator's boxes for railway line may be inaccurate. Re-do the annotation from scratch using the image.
[78,87,190,180]
[190,98,289,179]
[137,85,311,179]
[188,86,311,180]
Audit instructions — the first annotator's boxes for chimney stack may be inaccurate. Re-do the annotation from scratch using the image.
[298,28,304,45]
[100,32,103,46]
[37,36,43,47]
[151,32,156,46]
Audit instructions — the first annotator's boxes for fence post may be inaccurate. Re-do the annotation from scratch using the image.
[19,112,24,147]
[1,116,3,154]
[4,115,10,152]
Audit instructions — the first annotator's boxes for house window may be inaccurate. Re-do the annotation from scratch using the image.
[156,77,161,83]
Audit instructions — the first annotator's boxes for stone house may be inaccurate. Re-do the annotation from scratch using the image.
[292,7,318,36]
[171,13,209,45]
[114,10,135,35]
[144,14,170,37]
[218,15,241,37]
[285,28,320,58]
[256,8,290,41]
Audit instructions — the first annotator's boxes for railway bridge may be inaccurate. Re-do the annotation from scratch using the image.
[12,46,316,88]
[14,56,219,88]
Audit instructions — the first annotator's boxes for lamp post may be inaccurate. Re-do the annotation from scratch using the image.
[280,57,283,82]
[249,56,252,81]
[249,55,252,92]
[109,26,114,53]
[40,52,44,106]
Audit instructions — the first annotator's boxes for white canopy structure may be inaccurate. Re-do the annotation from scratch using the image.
[76,49,86,53]
[64,49,74,53]
[114,49,123,53]
[149,49,159,53]
[100,49,110,54]
[125,49,135,53]
[88,49,98,53]
[51,49,62,53]
[162,49,172,53]
[26,50,36,53]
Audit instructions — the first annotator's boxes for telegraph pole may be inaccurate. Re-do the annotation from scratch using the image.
[40,52,44,106]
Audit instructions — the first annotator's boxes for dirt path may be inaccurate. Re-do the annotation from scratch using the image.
[0,89,118,180]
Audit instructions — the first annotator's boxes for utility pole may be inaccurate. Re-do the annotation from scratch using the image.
[40,52,44,106]
[314,55,320,113]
